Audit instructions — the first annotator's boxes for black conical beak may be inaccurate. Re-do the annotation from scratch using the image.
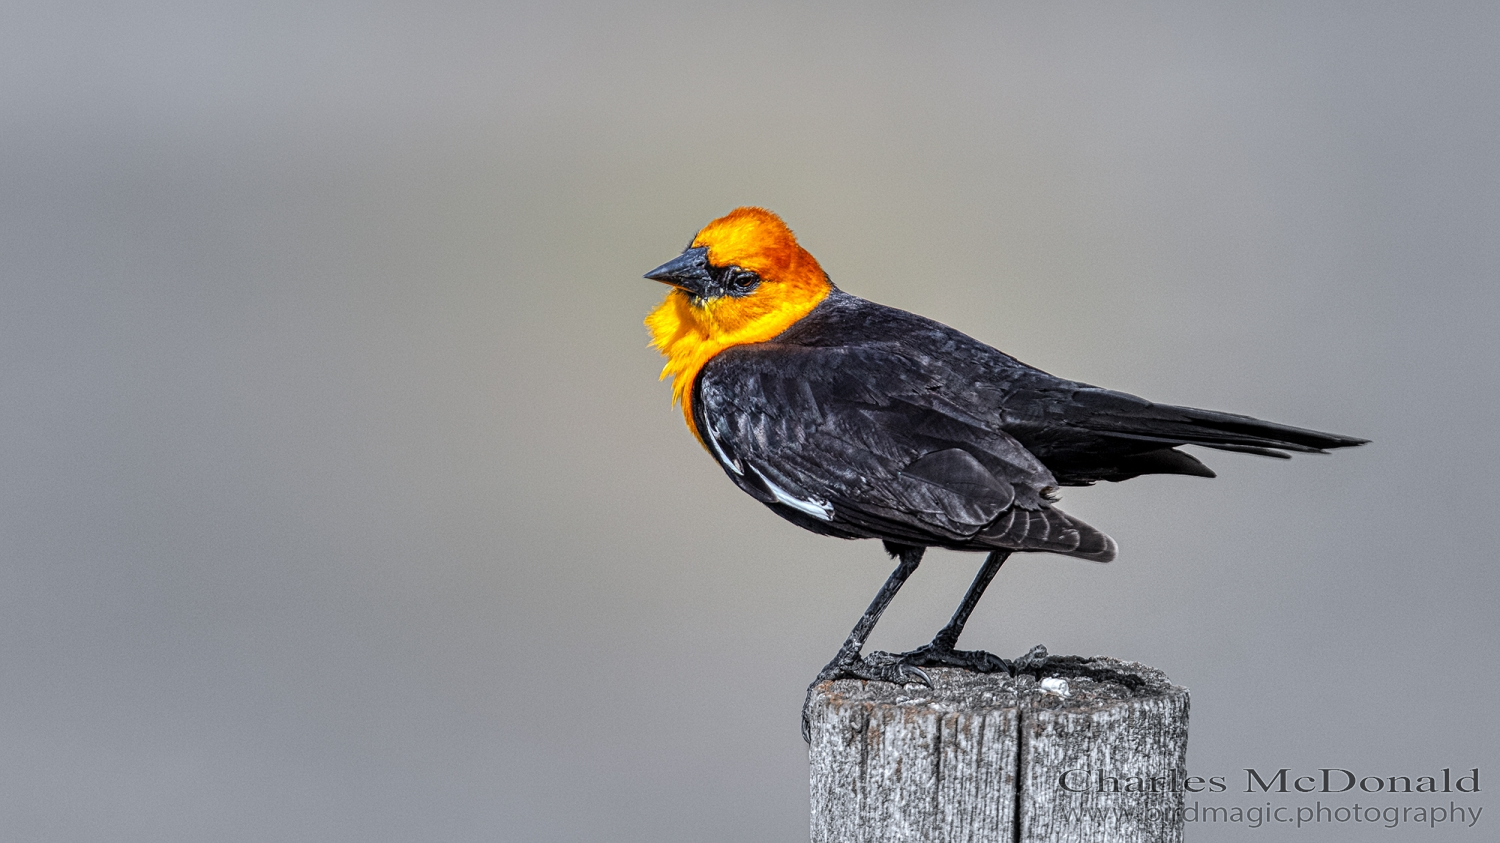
[644,246,713,296]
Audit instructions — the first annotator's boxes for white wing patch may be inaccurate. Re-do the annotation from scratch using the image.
[749,465,834,522]
[703,422,743,475]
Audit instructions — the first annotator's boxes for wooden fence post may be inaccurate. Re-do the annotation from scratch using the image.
[807,646,1189,843]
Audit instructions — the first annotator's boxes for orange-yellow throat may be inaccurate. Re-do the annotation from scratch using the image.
[645,207,832,440]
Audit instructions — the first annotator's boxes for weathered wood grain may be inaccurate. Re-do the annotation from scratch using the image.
[808,648,1189,843]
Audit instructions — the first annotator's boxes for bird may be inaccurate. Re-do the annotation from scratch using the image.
[641,207,1366,740]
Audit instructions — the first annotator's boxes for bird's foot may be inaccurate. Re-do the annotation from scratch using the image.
[870,642,1013,675]
[801,653,932,742]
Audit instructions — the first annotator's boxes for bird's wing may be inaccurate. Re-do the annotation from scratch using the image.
[769,292,1366,486]
[694,343,1115,560]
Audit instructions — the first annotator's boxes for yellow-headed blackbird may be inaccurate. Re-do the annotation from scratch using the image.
[643,207,1365,738]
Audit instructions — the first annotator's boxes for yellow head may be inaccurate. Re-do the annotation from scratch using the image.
[644,207,833,436]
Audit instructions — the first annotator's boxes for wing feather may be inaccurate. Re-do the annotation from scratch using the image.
[695,343,1115,559]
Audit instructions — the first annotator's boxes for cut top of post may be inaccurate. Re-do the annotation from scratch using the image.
[809,649,1190,843]
[816,650,1182,716]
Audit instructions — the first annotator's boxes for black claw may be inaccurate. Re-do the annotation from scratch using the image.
[802,653,934,742]
[816,649,934,684]
[884,643,1013,675]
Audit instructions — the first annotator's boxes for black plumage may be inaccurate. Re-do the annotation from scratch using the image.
[693,289,1364,563]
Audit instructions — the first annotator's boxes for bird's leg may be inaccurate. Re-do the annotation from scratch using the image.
[814,547,928,682]
[880,550,1013,674]
[801,546,928,742]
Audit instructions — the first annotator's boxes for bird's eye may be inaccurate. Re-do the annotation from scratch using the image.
[725,268,761,295]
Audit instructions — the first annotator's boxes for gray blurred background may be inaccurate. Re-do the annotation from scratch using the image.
[2,2,1495,841]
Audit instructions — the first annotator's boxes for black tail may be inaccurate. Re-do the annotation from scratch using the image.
[1028,386,1368,485]
[1080,392,1369,458]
